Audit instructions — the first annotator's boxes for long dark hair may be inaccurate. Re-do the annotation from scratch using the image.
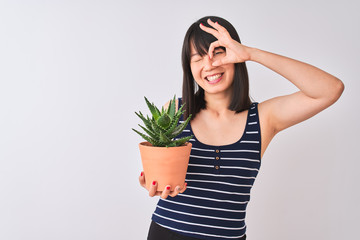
[181,16,253,120]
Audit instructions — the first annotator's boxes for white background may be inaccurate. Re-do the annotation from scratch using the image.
[0,0,359,239]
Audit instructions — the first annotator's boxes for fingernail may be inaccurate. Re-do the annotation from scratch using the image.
[176,186,181,191]
[166,186,171,190]
[141,172,143,176]
[185,183,188,187]
[152,181,156,185]
[215,22,218,24]
[200,23,203,26]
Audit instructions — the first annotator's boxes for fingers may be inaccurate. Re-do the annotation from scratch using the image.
[139,171,146,188]
[143,174,162,197]
[160,184,186,199]
[180,183,187,194]
[139,172,161,197]
[161,185,171,199]
[200,18,232,62]
[140,172,188,199]
[208,41,221,59]
[212,59,225,67]
[169,185,181,198]
[207,18,218,30]
[169,182,187,197]
[149,180,158,197]
[200,18,230,38]
[169,183,187,197]
[207,18,229,35]
[199,22,220,39]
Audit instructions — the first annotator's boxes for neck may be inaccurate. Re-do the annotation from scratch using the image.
[204,92,233,117]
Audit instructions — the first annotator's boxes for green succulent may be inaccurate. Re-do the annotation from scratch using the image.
[132,95,193,147]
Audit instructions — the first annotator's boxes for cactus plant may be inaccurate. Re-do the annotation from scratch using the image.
[132,95,193,147]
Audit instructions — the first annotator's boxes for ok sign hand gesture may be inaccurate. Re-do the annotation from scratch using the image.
[199,18,253,66]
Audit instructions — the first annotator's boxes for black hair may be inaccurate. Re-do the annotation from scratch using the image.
[181,16,253,121]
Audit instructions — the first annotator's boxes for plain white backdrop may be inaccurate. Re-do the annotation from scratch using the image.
[0,0,359,239]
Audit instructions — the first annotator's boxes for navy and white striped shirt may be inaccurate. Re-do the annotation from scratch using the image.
[152,98,262,240]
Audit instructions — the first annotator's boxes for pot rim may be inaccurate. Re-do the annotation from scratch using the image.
[139,141,192,148]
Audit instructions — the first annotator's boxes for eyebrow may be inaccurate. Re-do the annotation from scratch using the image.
[190,53,199,58]
[214,47,225,51]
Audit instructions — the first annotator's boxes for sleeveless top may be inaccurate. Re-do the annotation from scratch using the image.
[152,98,262,240]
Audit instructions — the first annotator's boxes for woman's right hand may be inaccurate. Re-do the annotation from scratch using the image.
[139,171,187,199]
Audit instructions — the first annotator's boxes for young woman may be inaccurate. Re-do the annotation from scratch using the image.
[139,16,344,240]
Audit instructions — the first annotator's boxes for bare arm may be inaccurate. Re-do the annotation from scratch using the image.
[248,48,344,134]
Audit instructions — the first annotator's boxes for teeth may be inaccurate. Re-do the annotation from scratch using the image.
[206,74,222,81]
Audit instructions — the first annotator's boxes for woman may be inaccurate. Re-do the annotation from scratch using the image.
[139,16,344,240]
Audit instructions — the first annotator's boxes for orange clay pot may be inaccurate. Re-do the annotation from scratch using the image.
[139,141,192,191]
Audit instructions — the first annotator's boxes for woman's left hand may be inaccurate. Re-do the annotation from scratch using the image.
[199,18,252,66]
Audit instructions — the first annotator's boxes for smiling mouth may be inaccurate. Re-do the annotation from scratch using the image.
[205,73,224,81]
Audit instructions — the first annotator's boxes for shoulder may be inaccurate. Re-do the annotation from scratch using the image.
[163,98,179,113]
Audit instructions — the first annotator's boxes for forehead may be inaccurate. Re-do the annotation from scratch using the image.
[189,42,202,59]
[190,41,223,58]
[190,42,197,55]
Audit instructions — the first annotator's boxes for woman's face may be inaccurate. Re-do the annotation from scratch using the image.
[189,42,235,95]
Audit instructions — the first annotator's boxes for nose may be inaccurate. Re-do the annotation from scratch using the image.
[203,54,216,71]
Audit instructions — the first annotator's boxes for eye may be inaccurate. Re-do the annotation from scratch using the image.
[192,57,202,63]
[214,50,224,55]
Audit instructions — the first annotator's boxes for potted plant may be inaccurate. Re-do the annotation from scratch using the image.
[132,95,193,191]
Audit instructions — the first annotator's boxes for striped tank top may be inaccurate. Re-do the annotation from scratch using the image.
[152,98,262,240]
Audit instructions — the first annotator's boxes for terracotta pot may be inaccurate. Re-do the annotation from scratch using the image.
[139,141,192,191]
